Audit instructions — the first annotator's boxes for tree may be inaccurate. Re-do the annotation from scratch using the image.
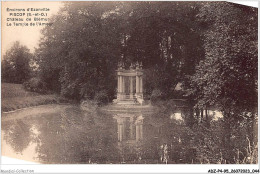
[186,2,257,162]
[190,2,257,114]
[36,2,122,100]
[119,2,204,98]
[36,1,204,101]
[2,41,32,83]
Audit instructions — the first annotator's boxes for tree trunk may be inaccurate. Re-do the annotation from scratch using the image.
[195,108,200,124]
[223,112,232,163]
[251,108,258,146]
[200,109,203,123]
[205,109,210,127]
[205,109,208,121]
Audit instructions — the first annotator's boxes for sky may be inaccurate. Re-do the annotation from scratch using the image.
[2,1,63,54]
[1,1,258,55]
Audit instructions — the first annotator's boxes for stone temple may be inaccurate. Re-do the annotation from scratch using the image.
[113,62,144,105]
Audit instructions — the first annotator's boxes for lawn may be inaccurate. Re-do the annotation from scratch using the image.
[2,83,59,112]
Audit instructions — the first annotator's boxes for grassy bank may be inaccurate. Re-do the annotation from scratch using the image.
[2,83,62,112]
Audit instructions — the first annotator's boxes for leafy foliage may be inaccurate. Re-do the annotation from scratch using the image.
[181,3,258,163]
[187,2,257,113]
[36,2,121,100]
[150,89,163,104]
[94,90,109,106]
[36,1,204,101]
[2,41,32,83]
[23,77,47,94]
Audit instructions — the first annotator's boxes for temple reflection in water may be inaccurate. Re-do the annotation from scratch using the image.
[113,114,144,143]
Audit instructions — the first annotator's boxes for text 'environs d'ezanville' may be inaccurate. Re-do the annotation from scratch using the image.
[6,8,50,12]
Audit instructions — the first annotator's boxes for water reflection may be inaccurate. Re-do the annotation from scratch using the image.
[2,120,40,163]
[114,114,143,142]
[2,105,198,164]
[3,120,31,153]
[112,112,186,164]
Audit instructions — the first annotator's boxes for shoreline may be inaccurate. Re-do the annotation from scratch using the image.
[1,104,70,122]
[2,103,71,114]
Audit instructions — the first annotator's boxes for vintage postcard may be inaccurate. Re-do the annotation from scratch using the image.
[1,1,259,173]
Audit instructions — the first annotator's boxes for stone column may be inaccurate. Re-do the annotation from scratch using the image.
[118,124,123,141]
[136,124,140,141]
[117,76,120,99]
[140,76,143,93]
[130,119,134,139]
[130,76,133,99]
[140,124,143,140]
[119,76,123,99]
[122,76,125,99]
[136,75,139,94]
[117,123,120,141]
[122,118,125,140]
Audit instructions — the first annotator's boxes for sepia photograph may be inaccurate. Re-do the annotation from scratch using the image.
[1,0,258,173]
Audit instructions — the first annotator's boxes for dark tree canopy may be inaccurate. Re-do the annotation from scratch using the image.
[35,1,257,116]
[36,1,204,101]
[183,2,258,162]
[2,41,32,83]
[187,2,258,114]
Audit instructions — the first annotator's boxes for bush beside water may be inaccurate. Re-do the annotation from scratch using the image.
[23,77,48,94]
[94,90,109,106]
[150,89,163,105]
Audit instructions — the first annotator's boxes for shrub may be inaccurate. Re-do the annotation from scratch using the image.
[150,89,163,104]
[23,77,47,94]
[80,99,98,112]
[94,90,109,106]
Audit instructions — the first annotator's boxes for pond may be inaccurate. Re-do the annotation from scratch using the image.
[2,104,219,164]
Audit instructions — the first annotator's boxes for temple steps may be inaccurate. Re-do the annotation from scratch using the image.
[99,103,155,114]
[116,99,137,105]
[120,98,136,101]
[117,102,137,105]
